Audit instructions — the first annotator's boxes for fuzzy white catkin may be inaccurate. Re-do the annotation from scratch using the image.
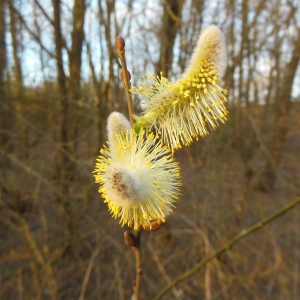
[105,166,146,207]
[183,25,226,78]
[94,128,181,229]
[107,111,131,143]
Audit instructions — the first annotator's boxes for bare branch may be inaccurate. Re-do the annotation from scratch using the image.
[153,196,300,300]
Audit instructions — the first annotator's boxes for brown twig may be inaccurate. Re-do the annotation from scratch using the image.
[133,230,142,300]
[124,229,142,299]
[115,36,135,126]
[146,241,181,299]
[79,246,100,300]
[117,36,142,299]
[152,196,300,300]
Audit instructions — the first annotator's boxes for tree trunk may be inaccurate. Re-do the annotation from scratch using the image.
[52,0,71,194]
[8,0,23,97]
[8,0,27,158]
[155,0,184,78]
[0,0,5,92]
[98,0,116,145]
[256,29,300,191]
[69,0,86,154]
[0,0,8,146]
[86,42,105,149]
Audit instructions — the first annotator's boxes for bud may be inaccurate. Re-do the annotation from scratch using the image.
[124,231,138,248]
[133,116,149,134]
[120,69,131,82]
[183,25,225,78]
[115,36,125,53]
[107,112,131,143]
[144,220,164,231]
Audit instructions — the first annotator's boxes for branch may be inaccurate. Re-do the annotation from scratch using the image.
[79,246,100,300]
[0,148,68,202]
[10,5,55,59]
[133,230,142,300]
[33,0,55,27]
[124,230,142,300]
[115,36,135,126]
[152,196,300,300]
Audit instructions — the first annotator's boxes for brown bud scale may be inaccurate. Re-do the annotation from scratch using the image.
[144,220,164,231]
[120,69,131,82]
[124,230,138,248]
[116,36,125,52]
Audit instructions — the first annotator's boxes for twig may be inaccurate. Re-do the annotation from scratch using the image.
[146,242,181,299]
[114,259,125,300]
[244,110,300,193]
[0,100,86,167]
[152,196,300,300]
[115,36,135,126]
[116,36,142,300]
[0,201,57,299]
[124,230,142,299]
[79,246,100,300]
[133,230,142,300]
[0,148,68,202]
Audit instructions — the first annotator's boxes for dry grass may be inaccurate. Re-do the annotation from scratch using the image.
[1,94,300,300]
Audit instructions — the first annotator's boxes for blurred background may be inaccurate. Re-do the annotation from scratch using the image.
[0,0,300,299]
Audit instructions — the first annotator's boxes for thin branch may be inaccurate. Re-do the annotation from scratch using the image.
[124,229,142,300]
[114,259,125,300]
[115,36,135,126]
[244,110,300,194]
[152,196,300,300]
[79,246,100,300]
[0,148,67,201]
[0,101,84,167]
[147,242,181,299]
[116,36,141,299]
[33,0,54,27]
[10,5,55,59]
[133,230,142,300]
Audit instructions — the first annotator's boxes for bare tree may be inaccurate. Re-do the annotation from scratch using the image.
[155,0,184,77]
[8,0,28,158]
[8,0,23,97]
[178,0,205,73]
[256,26,300,191]
[0,0,7,146]
[0,0,6,97]
[97,0,118,145]
[52,0,70,194]
[69,0,86,153]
